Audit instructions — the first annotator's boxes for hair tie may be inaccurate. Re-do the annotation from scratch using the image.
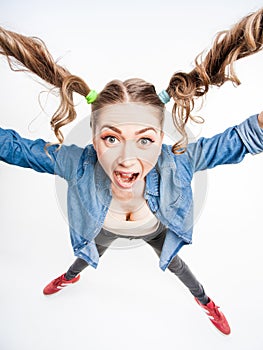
[158,90,170,104]
[85,90,98,104]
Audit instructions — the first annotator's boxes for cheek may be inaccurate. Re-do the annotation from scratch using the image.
[94,139,109,158]
[139,146,161,171]
[96,146,120,172]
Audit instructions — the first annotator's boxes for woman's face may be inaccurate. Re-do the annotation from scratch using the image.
[92,103,164,191]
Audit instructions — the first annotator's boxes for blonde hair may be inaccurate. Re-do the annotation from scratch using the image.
[90,78,165,129]
[1,7,263,154]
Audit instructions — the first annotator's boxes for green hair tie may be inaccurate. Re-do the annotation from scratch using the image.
[85,90,98,104]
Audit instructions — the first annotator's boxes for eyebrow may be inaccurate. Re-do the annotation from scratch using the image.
[100,125,157,135]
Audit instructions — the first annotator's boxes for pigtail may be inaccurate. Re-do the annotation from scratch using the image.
[0,26,91,146]
[167,7,263,154]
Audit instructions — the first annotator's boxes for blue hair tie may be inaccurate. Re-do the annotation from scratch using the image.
[158,90,171,104]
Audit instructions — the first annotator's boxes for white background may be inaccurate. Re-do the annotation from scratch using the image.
[1,0,263,349]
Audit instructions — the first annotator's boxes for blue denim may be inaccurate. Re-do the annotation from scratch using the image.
[1,114,263,271]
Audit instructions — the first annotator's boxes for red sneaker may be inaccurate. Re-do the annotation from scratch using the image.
[195,297,231,335]
[43,273,80,295]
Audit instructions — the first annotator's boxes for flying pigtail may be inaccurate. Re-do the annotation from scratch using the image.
[165,7,263,154]
[166,71,206,154]
[0,26,92,147]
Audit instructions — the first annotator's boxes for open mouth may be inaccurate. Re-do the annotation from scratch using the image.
[114,171,139,188]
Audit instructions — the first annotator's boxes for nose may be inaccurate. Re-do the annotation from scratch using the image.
[118,140,137,168]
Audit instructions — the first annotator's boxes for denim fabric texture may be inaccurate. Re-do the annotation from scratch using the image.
[1,114,263,271]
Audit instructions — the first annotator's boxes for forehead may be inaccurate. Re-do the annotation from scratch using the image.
[93,103,162,130]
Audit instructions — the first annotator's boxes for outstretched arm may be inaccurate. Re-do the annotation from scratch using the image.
[186,114,263,173]
[0,128,84,180]
[0,128,58,174]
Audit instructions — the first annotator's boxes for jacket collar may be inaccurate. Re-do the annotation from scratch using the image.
[94,164,111,206]
[145,144,176,197]
[145,167,159,196]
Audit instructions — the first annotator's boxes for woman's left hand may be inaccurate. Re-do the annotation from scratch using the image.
[258,111,263,129]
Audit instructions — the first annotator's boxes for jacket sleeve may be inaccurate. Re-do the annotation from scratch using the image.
[0,128,84,180]
[186,114,263,172]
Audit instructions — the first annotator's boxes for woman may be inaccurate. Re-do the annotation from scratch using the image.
[1,7,263,335]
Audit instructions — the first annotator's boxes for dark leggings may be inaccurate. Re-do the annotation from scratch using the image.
[65,226,209,304]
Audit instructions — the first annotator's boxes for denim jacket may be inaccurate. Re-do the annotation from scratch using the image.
[1,114,263,271]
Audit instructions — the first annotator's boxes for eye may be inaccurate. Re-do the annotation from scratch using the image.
[138,138,154,146]
[101,135,119,145]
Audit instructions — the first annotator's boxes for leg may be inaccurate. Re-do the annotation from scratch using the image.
[64,258,89,280]
[167,255,209,304]
[43,229,118,295]
[65,228,118,280]
[169,256,231,334]
[144,227,208,304]
[144,227,231,335]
